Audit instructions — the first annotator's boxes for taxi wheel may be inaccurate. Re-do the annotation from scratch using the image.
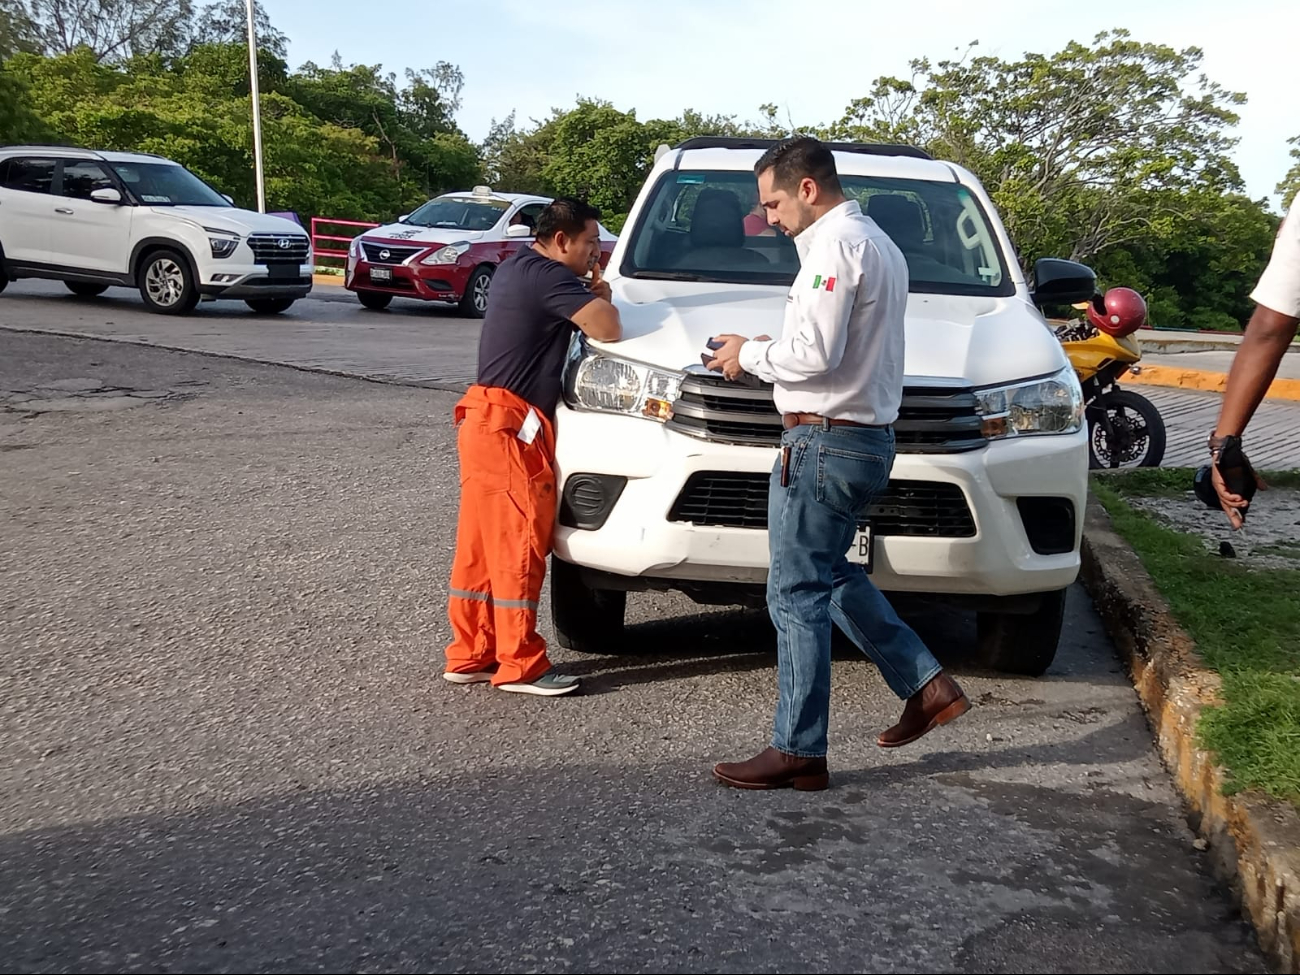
[357,290,392,311]
[459,266,493,318]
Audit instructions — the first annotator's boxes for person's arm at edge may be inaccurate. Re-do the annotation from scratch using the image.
[570,263,622,342]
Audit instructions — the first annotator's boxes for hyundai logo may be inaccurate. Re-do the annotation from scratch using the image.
[277,238,291,249]
[379,249,391,261]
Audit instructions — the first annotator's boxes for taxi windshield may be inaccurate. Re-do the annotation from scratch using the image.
[406,196,509,231]
[621,170,1014,297]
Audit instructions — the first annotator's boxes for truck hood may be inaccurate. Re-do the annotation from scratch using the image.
[594,278,1069,388]
[152,206,308,236]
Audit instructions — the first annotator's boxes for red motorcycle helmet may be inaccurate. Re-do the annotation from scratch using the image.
[1086,287,1147,338]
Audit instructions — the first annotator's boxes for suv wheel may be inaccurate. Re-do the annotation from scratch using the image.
[0,270,7,295]
[975,588,1067,677]
[459,266,493,318]
[245,297,295,314]
[66,281,109,297]
[550,555,627,654]
[138,249,199,315]
[357,290,392,311]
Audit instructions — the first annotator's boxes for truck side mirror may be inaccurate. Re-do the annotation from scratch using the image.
[1031,258,1097,307]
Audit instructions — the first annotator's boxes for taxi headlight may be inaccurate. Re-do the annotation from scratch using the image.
[974,366,1084,439]
[562,342,683,422]
[422,242,470,266]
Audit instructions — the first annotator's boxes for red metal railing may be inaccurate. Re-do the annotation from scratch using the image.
[311,216,379,266]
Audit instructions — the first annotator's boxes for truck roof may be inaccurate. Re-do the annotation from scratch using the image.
[663,137,958,183]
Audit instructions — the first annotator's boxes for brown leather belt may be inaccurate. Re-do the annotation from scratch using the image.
[782,412,887,430]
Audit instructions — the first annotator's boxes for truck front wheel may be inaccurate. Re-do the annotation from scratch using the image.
[550,555,627,654]
[975,588,1067,677]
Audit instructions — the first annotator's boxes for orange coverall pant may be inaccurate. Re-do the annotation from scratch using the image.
[445,384,558,686]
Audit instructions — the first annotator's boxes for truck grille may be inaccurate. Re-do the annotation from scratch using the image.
[665,374,986,453]
[361,242,422,264]
[668,472,976,537]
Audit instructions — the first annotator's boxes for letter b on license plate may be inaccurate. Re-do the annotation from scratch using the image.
[846,526,874,573]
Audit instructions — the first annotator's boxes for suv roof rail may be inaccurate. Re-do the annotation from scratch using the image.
[0,144,170,161]
[671,136,933,161]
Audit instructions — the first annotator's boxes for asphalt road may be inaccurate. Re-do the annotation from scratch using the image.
[4,278,1299,472]
[0,332,1266,974]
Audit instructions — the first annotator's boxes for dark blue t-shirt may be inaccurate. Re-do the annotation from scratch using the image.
[475,247,597,417]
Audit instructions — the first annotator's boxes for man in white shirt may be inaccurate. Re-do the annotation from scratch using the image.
[705,137,970,792]
[1208,192,1300,528]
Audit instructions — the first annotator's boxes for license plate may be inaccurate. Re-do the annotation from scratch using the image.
[846,526,874,572]
[370,267,391,283]
[267,263,298,281]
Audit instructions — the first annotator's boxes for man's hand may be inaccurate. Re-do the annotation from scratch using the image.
[705,333,756,381]
[588,262,612,303]
[1210,460,1268,531]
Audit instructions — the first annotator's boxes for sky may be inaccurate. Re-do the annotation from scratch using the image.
[260,0,1294,209]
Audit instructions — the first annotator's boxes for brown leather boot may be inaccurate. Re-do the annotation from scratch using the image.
[713,747,829,791]
[877,672,970,748]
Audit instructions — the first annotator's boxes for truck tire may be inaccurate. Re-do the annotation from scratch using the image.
[975,588,1067,677]
[550,554,627,654]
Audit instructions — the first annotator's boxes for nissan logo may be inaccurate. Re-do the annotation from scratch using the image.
[379,249,391,261]
[277,238,291,249]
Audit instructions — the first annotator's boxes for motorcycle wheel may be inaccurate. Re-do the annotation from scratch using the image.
[1088,387,1167,469]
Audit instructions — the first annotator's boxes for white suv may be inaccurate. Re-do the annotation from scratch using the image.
[0,147,313,314]
[549,138,1098,677]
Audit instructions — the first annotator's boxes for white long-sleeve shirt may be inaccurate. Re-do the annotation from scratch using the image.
[1252,191,1300,319]
[737,199,908,425]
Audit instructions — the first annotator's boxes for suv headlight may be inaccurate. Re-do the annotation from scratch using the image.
[205,229,240,259]
[974,366,1084,439]
[422,242,470,266]
[562,342,684,422]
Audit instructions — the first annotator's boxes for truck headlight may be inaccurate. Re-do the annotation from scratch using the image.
[562,344,684,422]
[974,366,1084,439]
[422,242,470,266]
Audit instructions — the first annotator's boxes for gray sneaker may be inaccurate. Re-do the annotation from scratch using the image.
[496,671,581,697]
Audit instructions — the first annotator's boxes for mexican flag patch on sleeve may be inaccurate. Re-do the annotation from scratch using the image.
[811,274,836,292]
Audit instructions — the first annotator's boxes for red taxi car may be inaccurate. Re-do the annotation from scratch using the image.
[344,186,617,317]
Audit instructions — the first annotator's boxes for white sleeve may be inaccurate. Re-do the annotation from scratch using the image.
[1251,194,1300,320]
[738,240,859,384]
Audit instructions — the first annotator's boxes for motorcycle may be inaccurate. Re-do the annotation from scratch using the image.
[1053,287,1167,469]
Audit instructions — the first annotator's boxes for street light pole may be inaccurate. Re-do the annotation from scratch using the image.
[245,0,266,213]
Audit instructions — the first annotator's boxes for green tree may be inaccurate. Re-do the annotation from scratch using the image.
[1278,136,1300,207]
[190,0,286,59]
[828,30,1246,267]
[21,0,194,60]
[0,0,38,56]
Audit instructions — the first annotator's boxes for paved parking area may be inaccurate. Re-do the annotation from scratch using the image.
[0,331,1267,973]
[4,280,1300,476]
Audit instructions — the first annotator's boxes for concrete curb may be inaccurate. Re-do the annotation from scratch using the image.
[1080,496,1300,972]
[1125,364,1300,403]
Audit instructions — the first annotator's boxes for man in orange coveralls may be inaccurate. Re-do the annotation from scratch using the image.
[443,198,623,697]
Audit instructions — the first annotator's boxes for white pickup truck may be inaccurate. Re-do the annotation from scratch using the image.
[548,137,1097,677]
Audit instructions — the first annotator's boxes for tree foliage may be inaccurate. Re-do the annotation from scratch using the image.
[1279,136,1300,208]
[825,30,1246,267]
[0,12,1284,327]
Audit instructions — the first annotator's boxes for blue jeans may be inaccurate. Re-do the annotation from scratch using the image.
[767,422,942,758]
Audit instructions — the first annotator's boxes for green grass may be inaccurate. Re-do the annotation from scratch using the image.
[1092,470,1300,805]
[1091,466,1300,498]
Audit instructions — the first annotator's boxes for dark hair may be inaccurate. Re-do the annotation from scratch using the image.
[535,197,602,243]
[754,136,842,195]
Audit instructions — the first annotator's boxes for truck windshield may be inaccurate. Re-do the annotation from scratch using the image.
[621,170,1013,297]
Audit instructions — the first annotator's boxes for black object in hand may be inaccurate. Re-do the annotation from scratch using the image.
[1215,436,1258,516]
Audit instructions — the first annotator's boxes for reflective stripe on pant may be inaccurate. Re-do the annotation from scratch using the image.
[445,385,557,686]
